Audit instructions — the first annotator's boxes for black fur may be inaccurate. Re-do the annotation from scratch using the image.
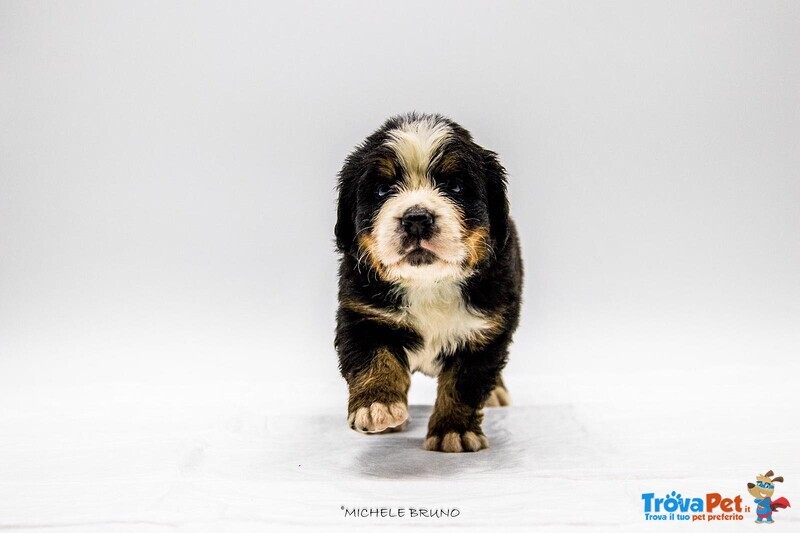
[334,113,523,449]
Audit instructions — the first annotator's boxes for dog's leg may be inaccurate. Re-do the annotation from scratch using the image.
[484,374,511,407]
[424,367,489,452]
[424,336,510,452]
[346,348,411,434]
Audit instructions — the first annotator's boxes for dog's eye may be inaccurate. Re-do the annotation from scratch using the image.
[375,183,392,198]
[447,180,463,194]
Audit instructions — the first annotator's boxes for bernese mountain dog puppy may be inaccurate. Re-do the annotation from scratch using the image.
[334,113,523,452]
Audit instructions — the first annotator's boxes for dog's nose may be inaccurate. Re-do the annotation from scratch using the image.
[401,206,435,237]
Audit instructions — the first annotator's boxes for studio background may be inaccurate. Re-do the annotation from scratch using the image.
[1,1,798,531]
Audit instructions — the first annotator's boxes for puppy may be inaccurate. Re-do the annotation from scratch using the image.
[334,113,522,452]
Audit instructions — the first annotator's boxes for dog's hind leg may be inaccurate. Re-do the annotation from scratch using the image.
[484,374,511,407]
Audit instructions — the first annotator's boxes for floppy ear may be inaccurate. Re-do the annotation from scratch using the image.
[334,181,356,253]
[747,483,756,488]
[335,154,361,253]
[772,476,784,483]
[482,149,510,249]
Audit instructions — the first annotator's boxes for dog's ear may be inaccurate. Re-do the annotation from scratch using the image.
[335,154,360,253]
[765,470,774,478]
[772,476,784,483]
[747,483,756,489]
[334,182,355,253]
[482,148,510,249]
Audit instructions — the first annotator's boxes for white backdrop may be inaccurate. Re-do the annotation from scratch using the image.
[2,1,798,390]
[2,2,800,531]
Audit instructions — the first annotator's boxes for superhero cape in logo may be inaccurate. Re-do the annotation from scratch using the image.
[771,497,791,512]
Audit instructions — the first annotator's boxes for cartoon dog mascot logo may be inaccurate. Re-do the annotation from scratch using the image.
[747,470,790,524]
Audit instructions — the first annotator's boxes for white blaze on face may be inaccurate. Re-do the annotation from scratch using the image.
[384,117,451,188]
[371,117,468,282]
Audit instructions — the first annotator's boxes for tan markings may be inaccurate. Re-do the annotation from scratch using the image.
[353,229,506,353]
[401,279,501,374]
[463,309,505,351]
[372,185,468,281]
[376,156,397,178]
[424,369,488,452]
[463,225,491,268]
[342,289,504,353]
[347,347,410,417]
[356,222,505,357]
[429,369,474,427]
[438,152,461,173]
[340,298,402,326]
[357,233,391,281]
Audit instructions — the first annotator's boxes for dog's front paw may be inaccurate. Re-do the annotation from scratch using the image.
[348,402,408,434]
[424,430,488,452]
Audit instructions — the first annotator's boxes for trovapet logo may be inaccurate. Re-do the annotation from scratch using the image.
[641,469,791,524]
[641,491,746,522]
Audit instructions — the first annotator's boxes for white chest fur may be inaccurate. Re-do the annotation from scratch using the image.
[399,281,493,377]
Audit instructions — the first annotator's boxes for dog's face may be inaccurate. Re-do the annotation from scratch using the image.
[747,472,783,499]
[336,114,509,284]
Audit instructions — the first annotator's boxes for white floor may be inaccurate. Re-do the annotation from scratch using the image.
[1,366,798,532]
